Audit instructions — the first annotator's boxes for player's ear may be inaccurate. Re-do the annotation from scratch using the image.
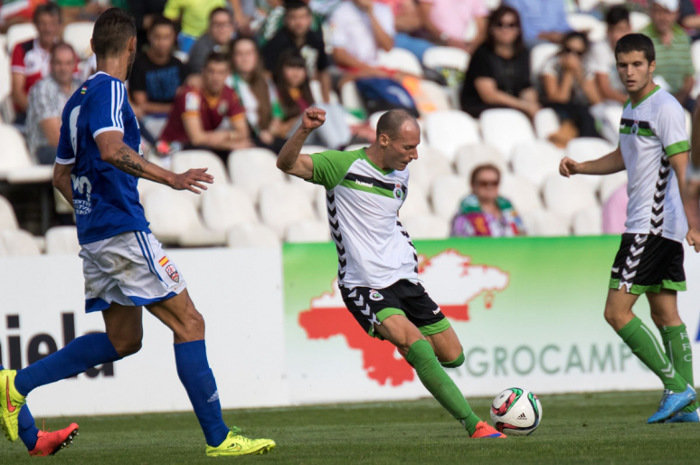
[379,133,390,148]
[648,59,656,74]
[127,35,137,53]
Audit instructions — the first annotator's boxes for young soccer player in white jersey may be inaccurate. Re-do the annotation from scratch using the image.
[277,107,506,439]
[560,33,700,423]
[0,9,275,457]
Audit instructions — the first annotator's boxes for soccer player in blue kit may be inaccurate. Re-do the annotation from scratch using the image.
[0,8,275,457]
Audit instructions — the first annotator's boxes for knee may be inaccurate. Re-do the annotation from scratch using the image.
[604,305,631,331]
[440,351,465,368]
[175,308,205,342]
[111,336,142,357]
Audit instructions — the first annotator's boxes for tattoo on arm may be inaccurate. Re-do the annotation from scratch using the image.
[113,146,145,177]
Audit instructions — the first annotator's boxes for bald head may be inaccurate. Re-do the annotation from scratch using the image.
[376,109,419,140]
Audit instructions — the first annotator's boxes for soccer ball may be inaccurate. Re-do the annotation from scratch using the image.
[489,387,542,435]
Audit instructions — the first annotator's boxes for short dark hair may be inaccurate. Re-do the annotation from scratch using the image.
[615,33,655,63]
[205,51,230,67]
[147,15,175,35]
[486,6,523,53]
[33,2,60,24]
[470,164,501,187]
[562,31,590,53]
[92,8,136,58]
[284,0,311,13]
[376,109,417,139]
[209,6,233,22]
[605,5,630,27]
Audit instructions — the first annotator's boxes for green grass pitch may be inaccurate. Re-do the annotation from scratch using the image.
[2,391,700,464]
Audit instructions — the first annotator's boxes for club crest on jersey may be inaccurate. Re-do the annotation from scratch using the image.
[631,121,639,135]
[165,264,179,282]
[369,290,384,301]
[218,101,229,115]
[393,183,404,200]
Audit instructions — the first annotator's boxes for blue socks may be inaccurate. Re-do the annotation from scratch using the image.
[174,340,228,447]
[14,332,121,396]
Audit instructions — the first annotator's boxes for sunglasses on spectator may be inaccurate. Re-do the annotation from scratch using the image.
[495,21,518,29]
[476,180,499,187]
[563,46,585,57]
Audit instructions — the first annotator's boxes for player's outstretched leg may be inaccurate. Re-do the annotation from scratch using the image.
[1,369,26,442]
[29,422,79,456]
[660,324,700,423]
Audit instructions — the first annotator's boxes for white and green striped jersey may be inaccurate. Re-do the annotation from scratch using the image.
[308,148,418,289]
[619,86,689,243]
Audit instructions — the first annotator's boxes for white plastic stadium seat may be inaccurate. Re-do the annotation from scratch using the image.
[510,140,563,188]
[227,147,285,200]
[0,195,18,230]
[0,229,40,256]
[408,144,452,193]
[417,79,452,113]
[399,184,431,219]
[6,23,37,53]
[171,149,229,183]
[519,209,570,237]
[598,171,627,204]
[310,79,339,105]
[424,110,480,161]
[534,108,560,140]
[690,41,700,84]
[480,108,536,161]
[0,45,10,102]
[630,12,651,32]
[300,145,328,155]
[453,143,507,179]
[429,174,469,220]
[259,183,316,237]
[227,223,281,248]
[200,184,258,233]
[285,219,330,243]
[530,42,558,82]
[566,13,606,42]
[571,205,603,236]
[377,48,423,76]
[400,214,450,239]
[0,123,33,175]
[541,173,598,223]
[340,81,365,115]
[422,46,469,73]
[63,22,94,60]
[44,226,80,255]
[499,174,544,216]
[565,137,616,187]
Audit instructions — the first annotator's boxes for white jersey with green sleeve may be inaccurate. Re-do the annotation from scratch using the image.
[308,148,418,289]
[618,86,689,243]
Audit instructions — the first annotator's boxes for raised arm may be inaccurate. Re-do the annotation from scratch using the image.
[95,130,213,193]
[276,107,326,180]
[559,146,625,177]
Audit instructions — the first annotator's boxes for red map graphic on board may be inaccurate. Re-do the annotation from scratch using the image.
[298,250,509,386]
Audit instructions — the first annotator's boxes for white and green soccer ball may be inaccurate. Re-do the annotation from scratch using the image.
[490,387,542,435]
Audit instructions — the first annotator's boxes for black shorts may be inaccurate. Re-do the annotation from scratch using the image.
[340,279,450,338]
[609,233,686,295]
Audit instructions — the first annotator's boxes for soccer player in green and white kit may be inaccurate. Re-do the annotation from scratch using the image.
[277,107,505,439]
[560,33,700,423]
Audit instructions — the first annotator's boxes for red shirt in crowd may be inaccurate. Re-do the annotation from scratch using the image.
[11,38,50,96]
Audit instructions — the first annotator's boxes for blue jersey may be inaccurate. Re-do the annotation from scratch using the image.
[56,72,150,244]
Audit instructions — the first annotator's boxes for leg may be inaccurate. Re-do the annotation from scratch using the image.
[426,326,464,367]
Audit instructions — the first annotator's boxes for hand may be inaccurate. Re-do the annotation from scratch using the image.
[356,0,374,13]
[301,107,326,131]
[559,156,580,177]
[687,227,700,252]
[522,100,541,119]
[172,168,214,194]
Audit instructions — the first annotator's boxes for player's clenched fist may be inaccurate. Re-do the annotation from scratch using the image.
[302,107,326,130]
[559,156,580,177]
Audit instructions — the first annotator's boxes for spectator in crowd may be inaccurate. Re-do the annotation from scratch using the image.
[540,31,601,145]
[163,0,227,52]
[186,7,236,75]
[504,0,571,48]
[417,0,487,54]
[56,0,109,24]
[262,0,332,102]
[11,2,61,122]
[256,0,286,46]
[678,0,700,38]
[590,5,631,105]
[159,52,252,161]
[642,0,695,110]
[460,5,539,119]
[127,0,169,49]
[451,163,525,237]
[0,0,48,32]
[26,42,79,164]
[229,36,287,151]
[273,51,352,148]
[229,0,254,35]
[129,16,185,144]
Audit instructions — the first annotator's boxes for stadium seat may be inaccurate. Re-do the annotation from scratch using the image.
[0,45,10,103]
[499,174,544,215]
[0,229,40,256]
[44,225,80,255]
[534,108,560,140]
[340,81,365,117]
[398,184,431,219]
[414,79,452,114]
[510,140,563,187]
[310,79,339,105]
[258,183,316,237]
[343,143,369,152]
[598,171,627,204]
[480,108,536,162]
[541,173,598,223]
[566,13,606,42]
[565,137,616,187]
[530,42,558,82]
[227,147,285,200]
[200,184,258,233]
[571,205,603,236]
[429,174,469,220]
[313,186,328,220]
[301,145,328,155]
[368,110,386,130]
[285,219,330,243]
[400,214,450,239]
[0,195,18,230]
[630,11,651,32]
[519,209,570,236]
[0,123,33,176]
[287,171,324,201]
[597,103,624,145]
[453,143,507,179]
[62,22,94,60]
[422,46,469,73]
[377,48,423,76]
[409,144,452,193]
[227,222,281,248]
[6,22,37,53]
[171,149,229,183]
[424,110,480,161]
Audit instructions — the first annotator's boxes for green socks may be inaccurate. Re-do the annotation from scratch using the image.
[617,317,688,393]
[660,324,698,412]
[405,339,480,434]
